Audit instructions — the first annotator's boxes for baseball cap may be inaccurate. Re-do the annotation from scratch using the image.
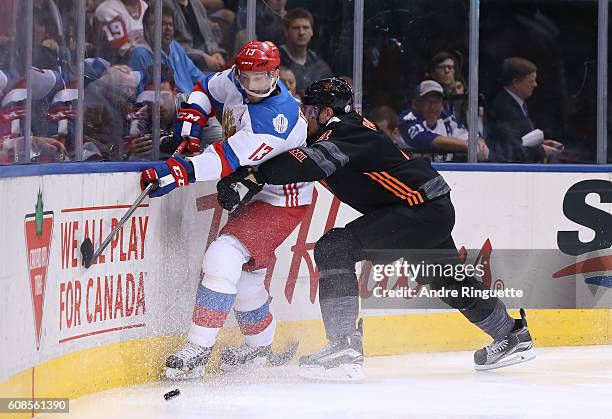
[415,80,444,98]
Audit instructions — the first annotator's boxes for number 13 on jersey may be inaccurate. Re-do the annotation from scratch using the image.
[248,143,274,161]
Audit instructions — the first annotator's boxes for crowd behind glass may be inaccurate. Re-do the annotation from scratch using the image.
[0,0,609,165]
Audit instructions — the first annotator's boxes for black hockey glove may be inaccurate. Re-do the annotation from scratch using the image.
[217,166,267,212]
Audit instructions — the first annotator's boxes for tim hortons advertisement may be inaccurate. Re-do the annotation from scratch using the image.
[1,169,611,380]
[24,191,54,350]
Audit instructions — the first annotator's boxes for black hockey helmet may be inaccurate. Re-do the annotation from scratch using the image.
[302,78,353,114]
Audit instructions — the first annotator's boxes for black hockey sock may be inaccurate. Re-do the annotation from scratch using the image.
[320,294,360,341]
[313,227,362,341]
[470,299,515,339]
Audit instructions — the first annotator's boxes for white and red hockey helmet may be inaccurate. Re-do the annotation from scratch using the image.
[234,41,281,98]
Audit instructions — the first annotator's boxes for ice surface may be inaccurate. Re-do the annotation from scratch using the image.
[37,345,612,419]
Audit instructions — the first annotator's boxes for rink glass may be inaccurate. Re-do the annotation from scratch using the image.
[1,0,610,163]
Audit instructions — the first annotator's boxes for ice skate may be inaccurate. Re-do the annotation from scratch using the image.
[219,344,271,372]
[298,327,364,382]
[474,308,535,370]
[165,342,212,380]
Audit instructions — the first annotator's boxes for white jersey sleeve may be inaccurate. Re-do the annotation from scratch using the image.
[186,70,232,116]
[175,69,232,139]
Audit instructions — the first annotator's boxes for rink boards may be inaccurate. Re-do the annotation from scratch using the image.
[0,163,611,409]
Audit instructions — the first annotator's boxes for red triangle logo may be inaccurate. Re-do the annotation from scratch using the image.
[24,191,53,350]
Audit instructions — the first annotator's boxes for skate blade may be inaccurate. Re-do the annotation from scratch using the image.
[298,363,365,382]
[165,365,204,380]
[219,356,268,373]
[474,348,536,371]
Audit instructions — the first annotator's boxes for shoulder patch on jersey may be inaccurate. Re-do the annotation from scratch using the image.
[273,114,289,134]
[247,96,300,140]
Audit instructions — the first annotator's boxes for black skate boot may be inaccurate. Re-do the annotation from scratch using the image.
[165,342,212,380]
[298,320,365,382]
[474,308,535,370]
[219,344,271,372]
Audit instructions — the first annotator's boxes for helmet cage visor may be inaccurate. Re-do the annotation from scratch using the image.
[235,69,278,97]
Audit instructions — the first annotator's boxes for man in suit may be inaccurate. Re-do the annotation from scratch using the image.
[487,57,562,162]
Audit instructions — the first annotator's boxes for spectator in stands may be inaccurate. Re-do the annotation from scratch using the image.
[200,0,237,54]
[94,0,148,63]
[168,0,226,72]
[279,65,300,102]
[22,0,72,70]
[487,57,563,163]
[122,64,177,160]
[235,0,287,53]
[426,50,474,127]
[0,68,69,163]
[368,105,405,149]
[426,51,459,96]
[279,8,332,95]
[398,80,489,162]
[83,64,142,160]
[128,4,206,94]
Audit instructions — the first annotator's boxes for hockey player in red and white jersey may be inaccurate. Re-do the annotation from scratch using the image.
[140,40,313,379]
[94,0,148,59]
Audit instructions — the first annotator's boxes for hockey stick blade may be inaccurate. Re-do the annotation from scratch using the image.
[267,340,299,366]
[81,238,95,268]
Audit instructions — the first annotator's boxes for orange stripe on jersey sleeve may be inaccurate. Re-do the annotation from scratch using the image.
[364,172,415,206]
[380,171,424,204]
[364,172,425,206]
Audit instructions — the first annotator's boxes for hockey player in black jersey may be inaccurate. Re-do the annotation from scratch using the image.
[217,78,535,381]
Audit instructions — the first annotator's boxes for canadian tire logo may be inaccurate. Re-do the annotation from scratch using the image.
[24,190,54,350]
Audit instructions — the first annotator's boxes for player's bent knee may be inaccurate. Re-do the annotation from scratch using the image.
[202,235,251,287]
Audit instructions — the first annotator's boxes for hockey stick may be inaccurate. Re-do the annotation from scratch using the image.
[80,141,191,268]
[267,340,300,366]
[80,180,158,268]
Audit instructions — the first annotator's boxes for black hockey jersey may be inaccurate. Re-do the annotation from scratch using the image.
[258,112,451,214]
